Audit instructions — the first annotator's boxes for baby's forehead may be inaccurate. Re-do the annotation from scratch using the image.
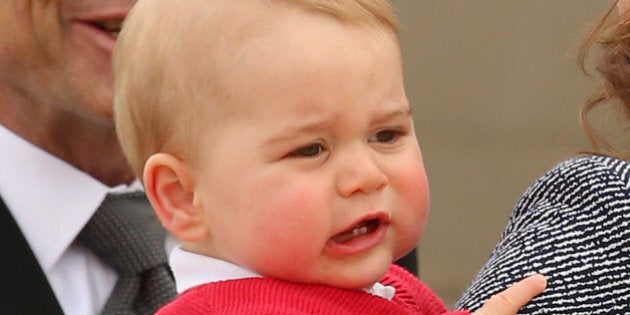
[125,0,399,99]
[139,1,291,59]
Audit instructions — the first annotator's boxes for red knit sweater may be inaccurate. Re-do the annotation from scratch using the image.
[157,264,470,314]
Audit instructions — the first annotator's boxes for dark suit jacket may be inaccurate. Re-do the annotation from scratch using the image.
[0,195,63,314]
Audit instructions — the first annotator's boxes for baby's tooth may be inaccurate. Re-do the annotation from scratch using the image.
[352,226,368,237]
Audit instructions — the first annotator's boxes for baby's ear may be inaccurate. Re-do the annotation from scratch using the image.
[143,153,207,242]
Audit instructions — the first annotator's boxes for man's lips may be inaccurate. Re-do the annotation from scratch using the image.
[88,19,123,38]
[70,11,127,55]
[70,7,130,40]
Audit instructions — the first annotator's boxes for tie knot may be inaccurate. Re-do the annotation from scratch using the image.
[78,192,168,275]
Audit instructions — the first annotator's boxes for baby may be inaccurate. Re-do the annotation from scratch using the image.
[113,0,545,313]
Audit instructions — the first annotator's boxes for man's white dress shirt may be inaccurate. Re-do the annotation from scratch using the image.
[0,125,143,315]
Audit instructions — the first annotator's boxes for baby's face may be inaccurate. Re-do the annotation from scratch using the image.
[191,8,429,290]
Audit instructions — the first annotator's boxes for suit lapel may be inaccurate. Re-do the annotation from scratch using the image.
[0,195,63,314]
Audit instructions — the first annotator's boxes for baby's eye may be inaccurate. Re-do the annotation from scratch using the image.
[369,129,403,143]
[289,143,325,158]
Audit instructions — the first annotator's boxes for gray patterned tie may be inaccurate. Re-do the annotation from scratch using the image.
[78,191,176,315]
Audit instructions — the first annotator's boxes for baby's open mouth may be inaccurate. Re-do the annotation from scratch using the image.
[332,218,381,244]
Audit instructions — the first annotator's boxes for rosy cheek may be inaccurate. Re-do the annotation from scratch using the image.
[391,160,430,246]
[264,181,328,248]
[396,160,429,211]
[251,184,329,279]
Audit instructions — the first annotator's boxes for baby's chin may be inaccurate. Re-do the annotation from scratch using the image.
[328,256,397,289]
[292,260,393,290]
[257,247,397,290]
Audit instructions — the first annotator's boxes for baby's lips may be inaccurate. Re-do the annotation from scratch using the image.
[331,218,381,244]
[325,211,391,256]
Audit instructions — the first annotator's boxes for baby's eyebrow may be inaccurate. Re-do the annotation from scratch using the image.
[264,118,333,146]
[373,108,412,124]
[264,107,411,146]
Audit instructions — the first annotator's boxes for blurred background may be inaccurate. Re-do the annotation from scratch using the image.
[390,0,612,306]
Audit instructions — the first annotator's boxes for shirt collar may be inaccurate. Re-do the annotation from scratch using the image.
[169,245,261,294]
[0,125,141,272]
[169,245,395,300]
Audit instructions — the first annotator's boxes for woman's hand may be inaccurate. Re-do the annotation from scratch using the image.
[474,274,547,315]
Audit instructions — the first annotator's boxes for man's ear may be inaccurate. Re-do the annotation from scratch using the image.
[143,153,207,242]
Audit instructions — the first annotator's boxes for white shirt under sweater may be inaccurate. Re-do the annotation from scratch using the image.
[170,245,396,300]
[0,124,146,315]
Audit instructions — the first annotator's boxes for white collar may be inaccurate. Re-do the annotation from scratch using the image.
[169,245,261,294]
[169,245,395,300]
[0,125,142,272]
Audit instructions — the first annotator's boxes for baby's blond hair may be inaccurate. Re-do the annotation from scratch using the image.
[114,0,398,178]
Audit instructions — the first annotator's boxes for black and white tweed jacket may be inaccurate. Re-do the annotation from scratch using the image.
[456,155,630,314]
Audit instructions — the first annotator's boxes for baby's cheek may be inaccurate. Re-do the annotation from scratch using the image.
[255,184,328,272]
[397,161,429,212]
[392,162,430,246]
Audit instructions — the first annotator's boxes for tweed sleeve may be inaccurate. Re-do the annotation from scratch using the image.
[454,155,630,314]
